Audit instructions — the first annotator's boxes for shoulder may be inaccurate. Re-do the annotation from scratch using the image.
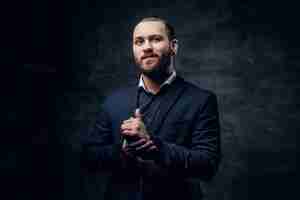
[178,78,219,116]
[105,86,134,100]
[101,86,135,108]
[177,76,217,102]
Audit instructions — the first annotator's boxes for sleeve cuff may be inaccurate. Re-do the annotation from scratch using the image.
[150,136,169,167]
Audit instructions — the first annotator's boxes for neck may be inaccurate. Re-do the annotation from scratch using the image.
[141,58,175,94]
[142,74,161,94]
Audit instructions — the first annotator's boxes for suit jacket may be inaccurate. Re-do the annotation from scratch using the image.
[81,76,221,200]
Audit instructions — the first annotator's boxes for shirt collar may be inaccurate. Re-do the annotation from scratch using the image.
[138,70,177,93]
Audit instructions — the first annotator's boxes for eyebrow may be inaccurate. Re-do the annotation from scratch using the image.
[134,34,164,40]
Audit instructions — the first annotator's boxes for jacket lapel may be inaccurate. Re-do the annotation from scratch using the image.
[126,87,139,117]
[126,77,187,136]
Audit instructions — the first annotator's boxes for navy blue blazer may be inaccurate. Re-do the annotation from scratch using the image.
[81,76,221,200]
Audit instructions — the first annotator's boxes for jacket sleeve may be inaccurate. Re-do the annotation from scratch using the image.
[80,106,136,172]
[141,93,221,181]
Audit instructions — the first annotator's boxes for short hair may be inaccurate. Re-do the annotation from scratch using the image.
[137,17,176,40]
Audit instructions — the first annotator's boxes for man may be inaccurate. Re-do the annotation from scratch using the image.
[81,17,221,200]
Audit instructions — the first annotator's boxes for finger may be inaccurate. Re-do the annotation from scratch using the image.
[136,156,145,163]
[122,121,141,132]
[121,123,133,130]
[121,129,135,136]
[121,121,140,130]
[121,147,135,158]
[146,145,158,152]
[127,138,147,148]
[120,127,132,134]
[122,117,135,124]
[135,140,154,151]
[121,124,140,135]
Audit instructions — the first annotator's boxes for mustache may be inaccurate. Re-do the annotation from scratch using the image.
[141,54,158,60]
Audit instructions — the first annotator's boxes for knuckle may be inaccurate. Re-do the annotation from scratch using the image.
[134,124,139,130]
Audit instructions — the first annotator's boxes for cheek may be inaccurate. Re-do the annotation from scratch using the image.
[154,44,170,54]
[133,46,142,54]
[133,48,141,59]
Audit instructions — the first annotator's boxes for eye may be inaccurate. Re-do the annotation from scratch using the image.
[134,39,144,46]
[152,36,162,42]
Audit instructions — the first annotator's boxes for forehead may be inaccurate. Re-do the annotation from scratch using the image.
[133,21,168,38]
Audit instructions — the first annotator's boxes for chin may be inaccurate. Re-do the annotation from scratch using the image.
[140,64,158,72]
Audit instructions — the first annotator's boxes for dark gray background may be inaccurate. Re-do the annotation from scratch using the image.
[2,0,298,199]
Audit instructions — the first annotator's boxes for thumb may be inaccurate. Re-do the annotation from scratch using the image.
[134,108,142,119]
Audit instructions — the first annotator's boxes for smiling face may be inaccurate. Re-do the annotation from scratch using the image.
[133,21,176,80]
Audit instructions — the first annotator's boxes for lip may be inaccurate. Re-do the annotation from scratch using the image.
[142,57,158,64]
[142,55,158,60]
[143,57,158,66]
[143,56,157,60]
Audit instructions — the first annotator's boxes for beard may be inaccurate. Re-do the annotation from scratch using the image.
[135,52,172,84]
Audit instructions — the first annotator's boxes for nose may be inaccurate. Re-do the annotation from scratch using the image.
[142,40,153,52]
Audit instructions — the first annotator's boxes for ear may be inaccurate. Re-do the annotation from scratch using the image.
[170,39,178,55]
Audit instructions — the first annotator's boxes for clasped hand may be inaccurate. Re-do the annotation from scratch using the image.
[120,109,157,156]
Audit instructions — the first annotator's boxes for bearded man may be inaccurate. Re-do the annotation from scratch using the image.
[81,17,221,200]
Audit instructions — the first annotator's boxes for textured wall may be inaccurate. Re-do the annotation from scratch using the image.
[3,0,298,200]
[58,1,299,200]
[60,1,299,200]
